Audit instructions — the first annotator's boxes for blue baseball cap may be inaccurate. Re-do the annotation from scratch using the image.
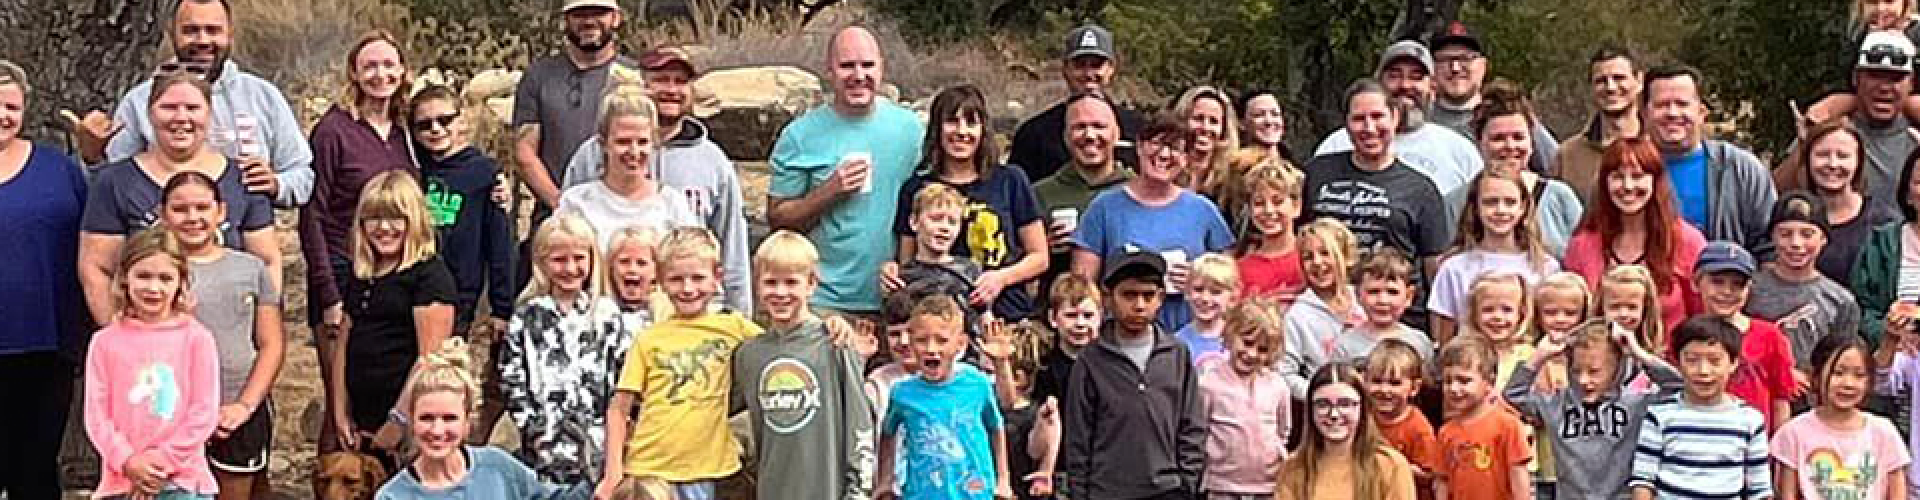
[1695,241,1756,277]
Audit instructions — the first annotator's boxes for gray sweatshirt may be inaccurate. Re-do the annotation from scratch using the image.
[1700,140,1780,257]
[564,118,754,314]
[730,318,875,500]
[1505,355,1684,500]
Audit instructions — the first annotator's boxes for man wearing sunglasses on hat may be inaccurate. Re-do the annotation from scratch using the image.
[558,47,755,314]
[1842,31,1920,219]
[69,0,314,208]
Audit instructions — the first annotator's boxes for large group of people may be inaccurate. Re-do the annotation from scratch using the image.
[15,0,1920,498]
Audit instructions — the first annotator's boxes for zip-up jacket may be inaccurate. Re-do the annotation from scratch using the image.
[1061,322,1205,499]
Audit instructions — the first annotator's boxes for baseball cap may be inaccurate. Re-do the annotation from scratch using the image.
[1065,24,1116,60]
[1428,21,1485,56]
[641,46,699,76]
[1769,192,1831,235]
[1377,39,1435,76]
[1101,250,1166,288]
[561,0,619,13]
[1695,241,1757,277]
[1858,30,1916,73]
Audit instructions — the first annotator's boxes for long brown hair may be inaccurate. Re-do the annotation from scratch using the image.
[1277,362,1397,500]
[1775,120,1868,195]
[1574,137,1684,289]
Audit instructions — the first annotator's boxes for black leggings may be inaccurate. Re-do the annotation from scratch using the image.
[0,351,74,498]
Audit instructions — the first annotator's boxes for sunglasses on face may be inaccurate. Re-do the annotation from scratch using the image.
[413,112,459,131]
[1864,45,1912,68]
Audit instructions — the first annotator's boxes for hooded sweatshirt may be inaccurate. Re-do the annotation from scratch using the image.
[1504,353,1683,499]
[1061,322,1206,499]
[83,316,222,497]
[1697,140,1780,257]
[730,318,876,500]
[562,118,754,315]
[421,146,515,327]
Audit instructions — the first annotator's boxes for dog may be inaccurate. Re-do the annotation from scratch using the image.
[314,450,389,500]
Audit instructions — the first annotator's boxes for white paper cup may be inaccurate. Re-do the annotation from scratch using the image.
[1160,249,1189,293]
[1050,207,1080,233]
[842,151,873,193]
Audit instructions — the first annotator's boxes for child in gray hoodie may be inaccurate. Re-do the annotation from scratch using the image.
[1504,320,1683,500]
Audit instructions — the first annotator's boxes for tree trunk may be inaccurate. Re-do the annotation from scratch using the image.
[1,0,178,147]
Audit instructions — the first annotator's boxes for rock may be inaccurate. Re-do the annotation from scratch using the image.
[465,69,521,99]
[694,66,823,160]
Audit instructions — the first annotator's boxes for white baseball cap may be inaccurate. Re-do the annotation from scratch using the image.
[1858,30,1916,73]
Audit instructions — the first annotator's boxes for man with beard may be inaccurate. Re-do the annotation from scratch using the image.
[1426,22,1558,174]
[1302,79,1451,331]
[1642,65,1777,253]
[72,0,313,207]
[1007,23,1145,181]
[560,47,754,314]
[767,26,923,319]
[1556,46,1645,206]
[1315,40,1483,196]
[1841,31,1918,218]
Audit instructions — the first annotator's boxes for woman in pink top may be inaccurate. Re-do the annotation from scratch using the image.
[1200,299,1292,497]
[1562,137,1705,334]
[84,230,221,499]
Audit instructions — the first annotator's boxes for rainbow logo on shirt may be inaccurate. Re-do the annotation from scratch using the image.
[758,358,821,434]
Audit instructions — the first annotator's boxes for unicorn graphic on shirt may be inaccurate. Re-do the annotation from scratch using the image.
[127,363,180,421]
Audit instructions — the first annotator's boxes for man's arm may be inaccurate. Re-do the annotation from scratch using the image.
[767,160,858,234]
[515,124,561,207]
[262,84,315,206]
[715,164,755,315]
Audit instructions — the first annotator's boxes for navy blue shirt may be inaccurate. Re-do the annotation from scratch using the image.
[894,166,1045,320]
[0,143,88,354]
[81,156,273,247]
[421,146,515,326]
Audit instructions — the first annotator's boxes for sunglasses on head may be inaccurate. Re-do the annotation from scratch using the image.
[1863,45,1912,68]
[153,60,211,79]
[413,112,459,131]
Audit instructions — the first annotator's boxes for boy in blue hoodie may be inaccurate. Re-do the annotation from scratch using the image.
[411,85,516,444]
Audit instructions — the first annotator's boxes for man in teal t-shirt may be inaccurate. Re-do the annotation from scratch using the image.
[768,26,925,315]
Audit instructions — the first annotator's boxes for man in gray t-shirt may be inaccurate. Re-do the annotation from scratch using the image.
[189,250,280,404]
[1846,32,1920,218]
[512,0,638,210]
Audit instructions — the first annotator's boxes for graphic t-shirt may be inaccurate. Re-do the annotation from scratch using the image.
[1172,324,1225,369]
[614,312,763,480]
[1073,187,1234,330]
[1238,250,1305,306]
[1771,412,1911,500]
[1436,407,1532,500]
[1377,410,1440,500]
[894,167,1045,320]
[1301,153,1450,258]
[730,318,877,499]
[883,364,1003,499]
[1666,146,1710,231]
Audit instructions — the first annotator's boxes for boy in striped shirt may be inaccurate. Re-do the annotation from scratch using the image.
[1630,315,1772,500]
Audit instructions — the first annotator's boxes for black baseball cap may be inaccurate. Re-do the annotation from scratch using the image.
[1429,21,1485,56]
[1101,250,1166,288]
[1065,24,1116,60]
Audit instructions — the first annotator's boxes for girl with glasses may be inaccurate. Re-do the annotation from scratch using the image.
[1276,362,1418,500]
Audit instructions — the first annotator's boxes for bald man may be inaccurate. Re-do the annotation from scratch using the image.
[767,26,925,316]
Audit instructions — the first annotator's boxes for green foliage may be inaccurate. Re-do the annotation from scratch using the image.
[1461,0,1689,133]
[868,0,992,46]
[1677,0,1849,158]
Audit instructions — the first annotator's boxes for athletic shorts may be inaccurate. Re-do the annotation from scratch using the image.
[208,403,272,473]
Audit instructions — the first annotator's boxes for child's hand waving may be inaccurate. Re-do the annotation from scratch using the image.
[979,318,1013,360]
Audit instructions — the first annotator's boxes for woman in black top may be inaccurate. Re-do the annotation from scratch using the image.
[328,169,456,454]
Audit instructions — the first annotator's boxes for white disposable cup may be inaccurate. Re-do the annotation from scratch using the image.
[1160,249,1189,293]
[1050,207,1080,233]
[842,151,873,193]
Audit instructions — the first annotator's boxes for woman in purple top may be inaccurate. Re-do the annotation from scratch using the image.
[0,59,89,499]
[302,30,416,340]
[79,72,282,325]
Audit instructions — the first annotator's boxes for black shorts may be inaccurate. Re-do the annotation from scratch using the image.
[208,403,272,473]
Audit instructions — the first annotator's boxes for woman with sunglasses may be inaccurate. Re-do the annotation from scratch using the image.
[1274,363,1418,500]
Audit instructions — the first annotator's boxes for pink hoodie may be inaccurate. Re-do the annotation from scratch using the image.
[84,315,221,498]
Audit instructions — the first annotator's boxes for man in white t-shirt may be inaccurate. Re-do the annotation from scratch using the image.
[1315,40,1484,195]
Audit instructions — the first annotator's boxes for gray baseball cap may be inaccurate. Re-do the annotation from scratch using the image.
[1377,39,1435,76]
[1065,24,1116,60]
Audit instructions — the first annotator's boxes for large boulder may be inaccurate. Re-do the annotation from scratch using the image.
[693,65,824,161]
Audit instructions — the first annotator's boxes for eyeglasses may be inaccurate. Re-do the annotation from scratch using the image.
[1312,397,1362,413]
[360,217,406,230]
[1863,45,1912,68]
[568,72,584,108]
[413,112,459,131]
[1435,53,1482,67]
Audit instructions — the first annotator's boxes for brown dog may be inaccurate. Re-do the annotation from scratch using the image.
[314,450,389,500]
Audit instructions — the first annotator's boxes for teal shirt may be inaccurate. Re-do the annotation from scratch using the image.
[769,101,924,312]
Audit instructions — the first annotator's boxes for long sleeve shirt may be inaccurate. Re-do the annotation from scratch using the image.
[499,295,630,484]
[1630,397,1772,500]
[83,316,222,497]
[299,106,414,312]
[1198,365,1291,495]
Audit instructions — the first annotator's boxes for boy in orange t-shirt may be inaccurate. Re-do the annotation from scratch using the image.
[1364,338,1438,500]
[1434,336,1530,500]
